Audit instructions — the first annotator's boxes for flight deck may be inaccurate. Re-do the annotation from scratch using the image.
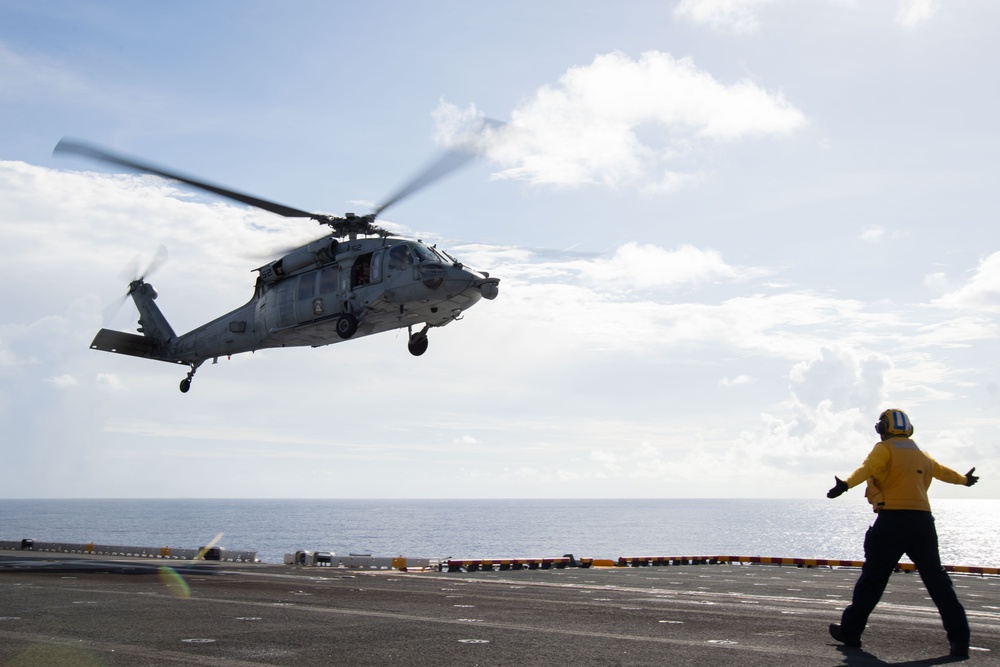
[2,552,998,666]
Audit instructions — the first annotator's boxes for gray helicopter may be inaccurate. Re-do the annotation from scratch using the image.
[55,138,500,393]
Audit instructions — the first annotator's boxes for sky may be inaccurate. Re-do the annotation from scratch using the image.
[1,0,999,499]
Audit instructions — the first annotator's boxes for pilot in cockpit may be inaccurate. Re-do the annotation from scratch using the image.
[388,244,415,271]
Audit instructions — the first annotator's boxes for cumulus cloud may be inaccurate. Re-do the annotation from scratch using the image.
[556,242,753,291]
[933,251,1000,313]
[923,271,950,296]
[2,161,998,498]
[439,51,805,190]
[789,346,890,414]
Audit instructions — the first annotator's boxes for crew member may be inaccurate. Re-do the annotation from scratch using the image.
[826,408,978,657]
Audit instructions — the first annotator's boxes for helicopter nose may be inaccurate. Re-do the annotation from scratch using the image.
[425,263,499,302]
[478,280,499,300]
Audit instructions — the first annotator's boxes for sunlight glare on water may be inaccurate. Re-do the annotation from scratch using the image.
[1,498,996,567]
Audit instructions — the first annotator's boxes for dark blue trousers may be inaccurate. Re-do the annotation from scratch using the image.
[840,510,969,644]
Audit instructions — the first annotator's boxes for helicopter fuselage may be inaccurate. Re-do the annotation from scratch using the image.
[90,236,499,390]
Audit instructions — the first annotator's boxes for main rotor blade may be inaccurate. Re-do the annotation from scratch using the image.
[374,117,504,216]
[54,138,315,219]
[374,148,476,216]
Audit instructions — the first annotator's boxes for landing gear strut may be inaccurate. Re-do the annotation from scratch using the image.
[179,362,201,393]
[407,324,430,356]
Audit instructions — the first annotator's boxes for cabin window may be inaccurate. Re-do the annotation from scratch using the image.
[297,273,316,300]
[319,266,338,294]
[371,249,383,283]
[276,280,295,327]
[351,253,372,288]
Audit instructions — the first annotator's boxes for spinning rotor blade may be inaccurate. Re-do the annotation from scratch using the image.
[58,119,503,239]
[119,244,169,283]
[375,148,478,216]
[374,117,504,216]
[102,293,130,327]
[54,139,314,219]
[104,245,169,325]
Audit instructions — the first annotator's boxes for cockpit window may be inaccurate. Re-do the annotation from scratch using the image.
[412,243,440,263]
[388,244,415,271]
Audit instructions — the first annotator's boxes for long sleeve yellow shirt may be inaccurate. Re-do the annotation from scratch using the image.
[844,437,967,512]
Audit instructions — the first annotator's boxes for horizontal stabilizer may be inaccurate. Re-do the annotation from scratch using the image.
[90,329,184,364]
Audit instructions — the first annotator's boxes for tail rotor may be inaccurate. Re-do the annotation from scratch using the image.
[103,245,169,325]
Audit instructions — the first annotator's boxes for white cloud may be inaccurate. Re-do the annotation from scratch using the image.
[673,0,779,35]
[561,242,753,291]
[674,0,942,33]
[444,51,805,190]
[789,346,890,413]
[860,226,885,243]
[933,252,1000,313]
[923,271,950,296]
[95,373,126,392]
[895,0,940,29]
[860,226,909,244]
[2,162,999,498]
[46,374,79,389]
[591,450,620,464]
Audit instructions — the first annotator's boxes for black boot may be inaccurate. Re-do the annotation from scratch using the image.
[829,623,862,648]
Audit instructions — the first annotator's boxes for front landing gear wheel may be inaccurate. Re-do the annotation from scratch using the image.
[408,333,429,356]
[336,313,358,339]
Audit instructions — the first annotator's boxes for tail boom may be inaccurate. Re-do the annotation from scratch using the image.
[89,329,188,364]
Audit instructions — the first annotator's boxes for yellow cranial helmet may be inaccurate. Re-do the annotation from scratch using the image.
[875,408,914,438]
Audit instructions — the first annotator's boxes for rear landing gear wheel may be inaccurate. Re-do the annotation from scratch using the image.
[408,333,429,356]
[179,363,199,393]
[336,313,358,339]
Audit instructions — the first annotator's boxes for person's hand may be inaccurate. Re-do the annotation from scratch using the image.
[827,476,849,498]
[965,467,978,487]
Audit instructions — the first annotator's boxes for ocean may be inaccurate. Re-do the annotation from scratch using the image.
[1,498,997,567]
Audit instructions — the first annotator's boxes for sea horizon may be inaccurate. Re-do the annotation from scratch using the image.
[2,498,996,567]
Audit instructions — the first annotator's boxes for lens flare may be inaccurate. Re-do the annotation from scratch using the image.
[158,566,191,598]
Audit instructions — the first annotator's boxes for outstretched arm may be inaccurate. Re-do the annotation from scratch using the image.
[827,477,849,498]
[933,461,977,486]
[827,443,889,499]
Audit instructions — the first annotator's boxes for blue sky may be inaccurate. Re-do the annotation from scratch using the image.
[1,0,998,498]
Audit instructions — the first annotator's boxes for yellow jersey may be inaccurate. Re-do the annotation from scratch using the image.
[845,437,967,512]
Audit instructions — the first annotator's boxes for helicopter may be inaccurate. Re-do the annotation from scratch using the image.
[55,135,501,393]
